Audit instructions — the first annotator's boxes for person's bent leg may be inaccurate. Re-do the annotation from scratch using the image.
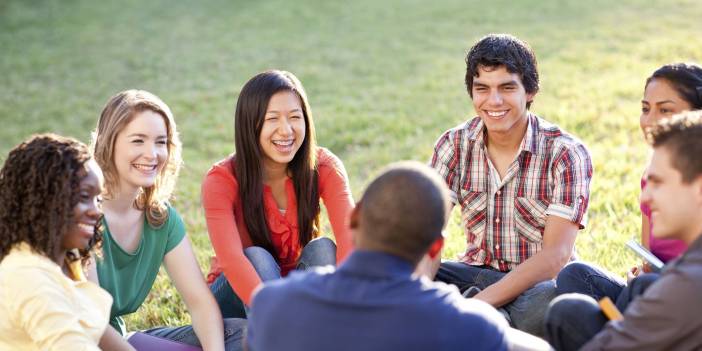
[435,261,505,293]
[222,318,247,351]
[297,237,336,270]
[210,246,281,319]
[614,272,659,311]
[504,279,556,337]
[139,324,199,346]
[544,293,608,351]
[142,318,246,351]
[556,261,625,301]
[210,273,248,319]
[244,246,281,281]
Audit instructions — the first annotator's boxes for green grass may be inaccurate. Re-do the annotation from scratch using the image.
[2,0,701,330]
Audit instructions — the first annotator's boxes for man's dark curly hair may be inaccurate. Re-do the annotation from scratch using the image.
[465,34,540,109]
[0,134,103,266]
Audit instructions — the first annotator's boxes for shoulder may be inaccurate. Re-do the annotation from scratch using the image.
[148,205,185,240]
[203,156,239,188]
[532,115,590,157]
[165,205,183,226]
[0,252,65,300]
[664,249,702,290]
[435,117,482,145]
[0,245,58,279]
[202,156,241,205]
[316,147,349,181]
[316,147,344,171]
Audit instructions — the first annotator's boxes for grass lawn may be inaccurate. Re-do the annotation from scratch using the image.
[2,0,701,330]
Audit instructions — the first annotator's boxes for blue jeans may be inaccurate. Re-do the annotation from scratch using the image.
[142,318,246,351]
[435,261,556,336]
[211,237,337,318]
[546,263,659,351]
[544,293,608,351]
[556,261,659,311]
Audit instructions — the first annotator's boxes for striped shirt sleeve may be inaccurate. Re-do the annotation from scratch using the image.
[546,143,592,228]
[430,130,460,204]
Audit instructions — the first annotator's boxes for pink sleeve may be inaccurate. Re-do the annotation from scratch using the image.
[317,148,355,262]
[640,177,651,218]
[202,165,261,306]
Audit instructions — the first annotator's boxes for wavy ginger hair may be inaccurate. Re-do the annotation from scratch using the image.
[91,90,182,227]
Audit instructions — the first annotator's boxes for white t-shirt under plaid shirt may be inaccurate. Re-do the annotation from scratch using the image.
[431,114,592,272]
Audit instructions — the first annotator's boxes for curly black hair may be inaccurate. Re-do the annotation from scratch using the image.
[0,134,103,267]
[465,34,540,109]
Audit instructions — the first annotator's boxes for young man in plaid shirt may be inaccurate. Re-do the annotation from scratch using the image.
[430,34,593,336]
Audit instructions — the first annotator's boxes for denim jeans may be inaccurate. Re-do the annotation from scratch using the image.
[142,318,247,351]
[211,237,337,319]
[556,261,659,311]
[544,293,608,351]
[435,261,556,336]
[546,264,659,351]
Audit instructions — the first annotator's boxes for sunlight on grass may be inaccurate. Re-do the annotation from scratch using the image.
[2,0,701,330]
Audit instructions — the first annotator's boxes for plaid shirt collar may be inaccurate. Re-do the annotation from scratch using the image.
[466,113,540,155]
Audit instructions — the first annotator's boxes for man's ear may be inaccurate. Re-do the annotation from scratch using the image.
[427,237,444,259]
[349,202,361,229]
[349,202,361,246]
[693,175,702,205]
[526,91,537,106]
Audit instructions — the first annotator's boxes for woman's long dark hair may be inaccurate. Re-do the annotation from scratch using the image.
[646,63,702,109]
[233,70,319,257]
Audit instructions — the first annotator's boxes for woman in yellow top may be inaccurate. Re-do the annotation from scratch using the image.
[0,134,117,350]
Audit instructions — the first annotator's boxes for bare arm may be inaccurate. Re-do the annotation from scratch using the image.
[98,327,135,351]
[475,216,578,307]
[163,238,225,351]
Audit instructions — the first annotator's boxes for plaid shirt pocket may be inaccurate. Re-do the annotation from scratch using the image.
[461,191,487,249]
[514,197,549,242]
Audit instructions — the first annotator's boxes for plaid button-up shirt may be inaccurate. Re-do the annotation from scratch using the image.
[431,114,592,272]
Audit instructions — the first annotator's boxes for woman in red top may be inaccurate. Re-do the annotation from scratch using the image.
[202,70,354,317]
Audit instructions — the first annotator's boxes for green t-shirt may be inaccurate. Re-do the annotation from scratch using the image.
[97,205,186,335]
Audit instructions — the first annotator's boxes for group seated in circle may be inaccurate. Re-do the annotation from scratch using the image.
[1,33,702,351]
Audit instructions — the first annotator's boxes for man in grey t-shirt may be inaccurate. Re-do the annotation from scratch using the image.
[545,111,702,350]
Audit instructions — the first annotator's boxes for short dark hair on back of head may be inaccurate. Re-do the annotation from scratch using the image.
[647,110,702,183]
[357,161,450,264]
[465,34,539,109]
[646,62,702,110]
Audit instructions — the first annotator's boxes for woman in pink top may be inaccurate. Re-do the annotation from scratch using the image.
[639,63,702,263]
[202,70,354,318]
[556,63,702,307]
